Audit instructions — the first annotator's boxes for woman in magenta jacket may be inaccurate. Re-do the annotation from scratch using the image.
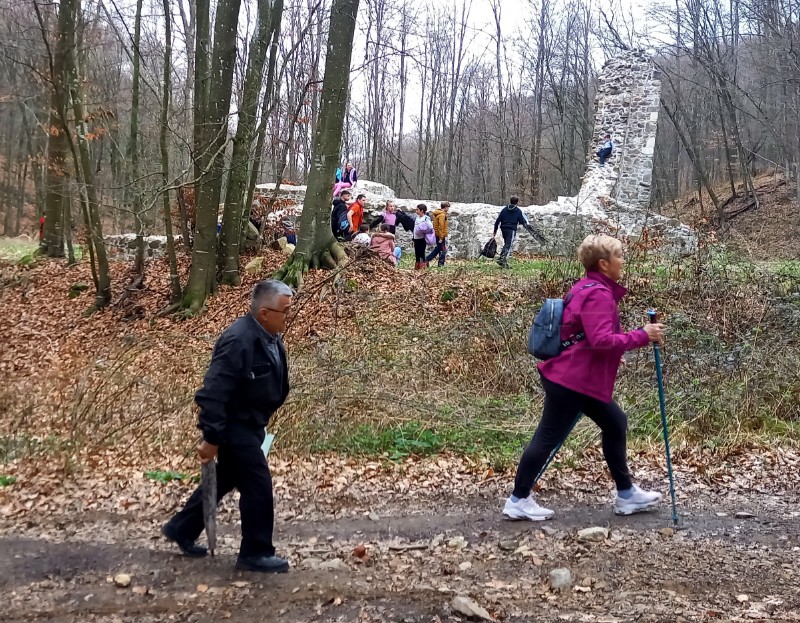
[503,235,666,521]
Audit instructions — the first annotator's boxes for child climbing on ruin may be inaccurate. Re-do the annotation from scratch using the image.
[333,162,358,197]
[596,134,614,166]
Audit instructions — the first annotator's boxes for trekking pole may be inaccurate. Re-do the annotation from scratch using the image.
[531,413,582,487]
[647,309,679,526]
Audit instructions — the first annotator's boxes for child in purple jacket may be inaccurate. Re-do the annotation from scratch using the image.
[503,234,666,521]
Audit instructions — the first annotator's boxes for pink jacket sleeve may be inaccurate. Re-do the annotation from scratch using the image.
[579,289,650,353]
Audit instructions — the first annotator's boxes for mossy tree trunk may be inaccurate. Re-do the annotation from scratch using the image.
[274,0,359,289]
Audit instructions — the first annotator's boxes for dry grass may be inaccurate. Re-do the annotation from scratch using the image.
[1,234,798,475]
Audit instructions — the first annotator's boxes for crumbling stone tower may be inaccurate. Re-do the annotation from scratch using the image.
[581,49,662,211]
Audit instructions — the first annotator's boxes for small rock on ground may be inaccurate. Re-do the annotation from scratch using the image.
[549,568,572,591]
[451,595,494,621]
[577,527,609,542]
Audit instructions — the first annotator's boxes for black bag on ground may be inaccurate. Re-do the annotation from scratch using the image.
[480,238,497,258]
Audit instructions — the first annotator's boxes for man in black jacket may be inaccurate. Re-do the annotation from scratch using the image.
[162,280,294,573]
[493,196,546,268]
[331,189,352,238]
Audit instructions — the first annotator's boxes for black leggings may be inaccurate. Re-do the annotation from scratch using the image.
[413,238,427,263]
[512,374,632,498]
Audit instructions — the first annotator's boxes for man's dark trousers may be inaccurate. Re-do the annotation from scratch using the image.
[165,436,275,558]
[499,229,516,264]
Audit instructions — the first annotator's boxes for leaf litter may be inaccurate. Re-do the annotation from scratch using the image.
[0,253,799,621]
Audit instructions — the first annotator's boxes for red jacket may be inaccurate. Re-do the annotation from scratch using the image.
[538,271,650,403]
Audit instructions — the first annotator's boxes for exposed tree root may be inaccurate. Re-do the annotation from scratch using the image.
[273,240,346,289]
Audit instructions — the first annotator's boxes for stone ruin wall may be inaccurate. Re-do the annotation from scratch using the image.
[105,234,182,262]
[599,53,661,208]
[255,49,696,260]
[104,50,696,262]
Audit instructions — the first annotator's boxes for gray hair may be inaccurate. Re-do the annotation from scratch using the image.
[251,279,294,313]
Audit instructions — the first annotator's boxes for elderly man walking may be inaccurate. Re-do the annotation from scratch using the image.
[162,280,294,573]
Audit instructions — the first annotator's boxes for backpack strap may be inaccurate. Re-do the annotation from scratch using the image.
[560,282,599,349]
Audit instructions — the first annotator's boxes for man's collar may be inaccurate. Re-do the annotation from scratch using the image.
[247,313,278,342]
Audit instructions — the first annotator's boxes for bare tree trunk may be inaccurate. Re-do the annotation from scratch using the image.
[492,0,507,203]
[193,0,210,186]
[218,0,277,286]
[395,9,408,193]
[531,0,548,202]
[177,186,192,247]
[273,0,360,288]
[242,0,285,235]
[36,0,70,257]
[14,148,29,237]
[2,108,17,236]
[65,2,111,309]
[660,96,722,218]
[161,0,181,303]
[182,0,242,313]
[128,0,145,278]
[64,185,76,265]
[444,1,469,197]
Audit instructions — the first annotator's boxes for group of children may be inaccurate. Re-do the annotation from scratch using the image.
[330,188,452,269]
[328,160,549,270]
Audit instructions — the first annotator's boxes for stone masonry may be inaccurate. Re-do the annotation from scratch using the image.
[255,50,696,259]
[105,234,181,262]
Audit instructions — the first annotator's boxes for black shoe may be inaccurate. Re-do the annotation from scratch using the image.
[235,555,290,574]
[162,523,208,558]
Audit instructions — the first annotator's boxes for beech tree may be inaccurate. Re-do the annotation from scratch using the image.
[274,0,360,288]
[217,0,283,286]
[181,0,242,313]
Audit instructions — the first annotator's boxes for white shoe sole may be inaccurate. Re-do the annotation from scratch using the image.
[502,509,555,521]
[613,500,661,516]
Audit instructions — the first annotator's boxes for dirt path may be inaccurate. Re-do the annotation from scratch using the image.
[2,485,799,623]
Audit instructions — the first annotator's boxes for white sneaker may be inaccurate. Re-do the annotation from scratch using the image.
[613,485,663,516]
[502,496,555,521]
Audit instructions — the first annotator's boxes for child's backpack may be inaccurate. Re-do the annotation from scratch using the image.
[528,283,598,360]
[480,238,497,258]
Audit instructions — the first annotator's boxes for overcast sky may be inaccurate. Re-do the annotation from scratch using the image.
[346,0,656,129]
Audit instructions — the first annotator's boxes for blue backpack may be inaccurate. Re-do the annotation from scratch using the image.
[528,283,598,360]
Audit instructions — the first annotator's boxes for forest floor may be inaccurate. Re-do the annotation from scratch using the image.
[2,450,800,623]
[663,174,800,261]
[1,180,799,622]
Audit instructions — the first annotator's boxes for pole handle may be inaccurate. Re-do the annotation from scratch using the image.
[646,309,658,323]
